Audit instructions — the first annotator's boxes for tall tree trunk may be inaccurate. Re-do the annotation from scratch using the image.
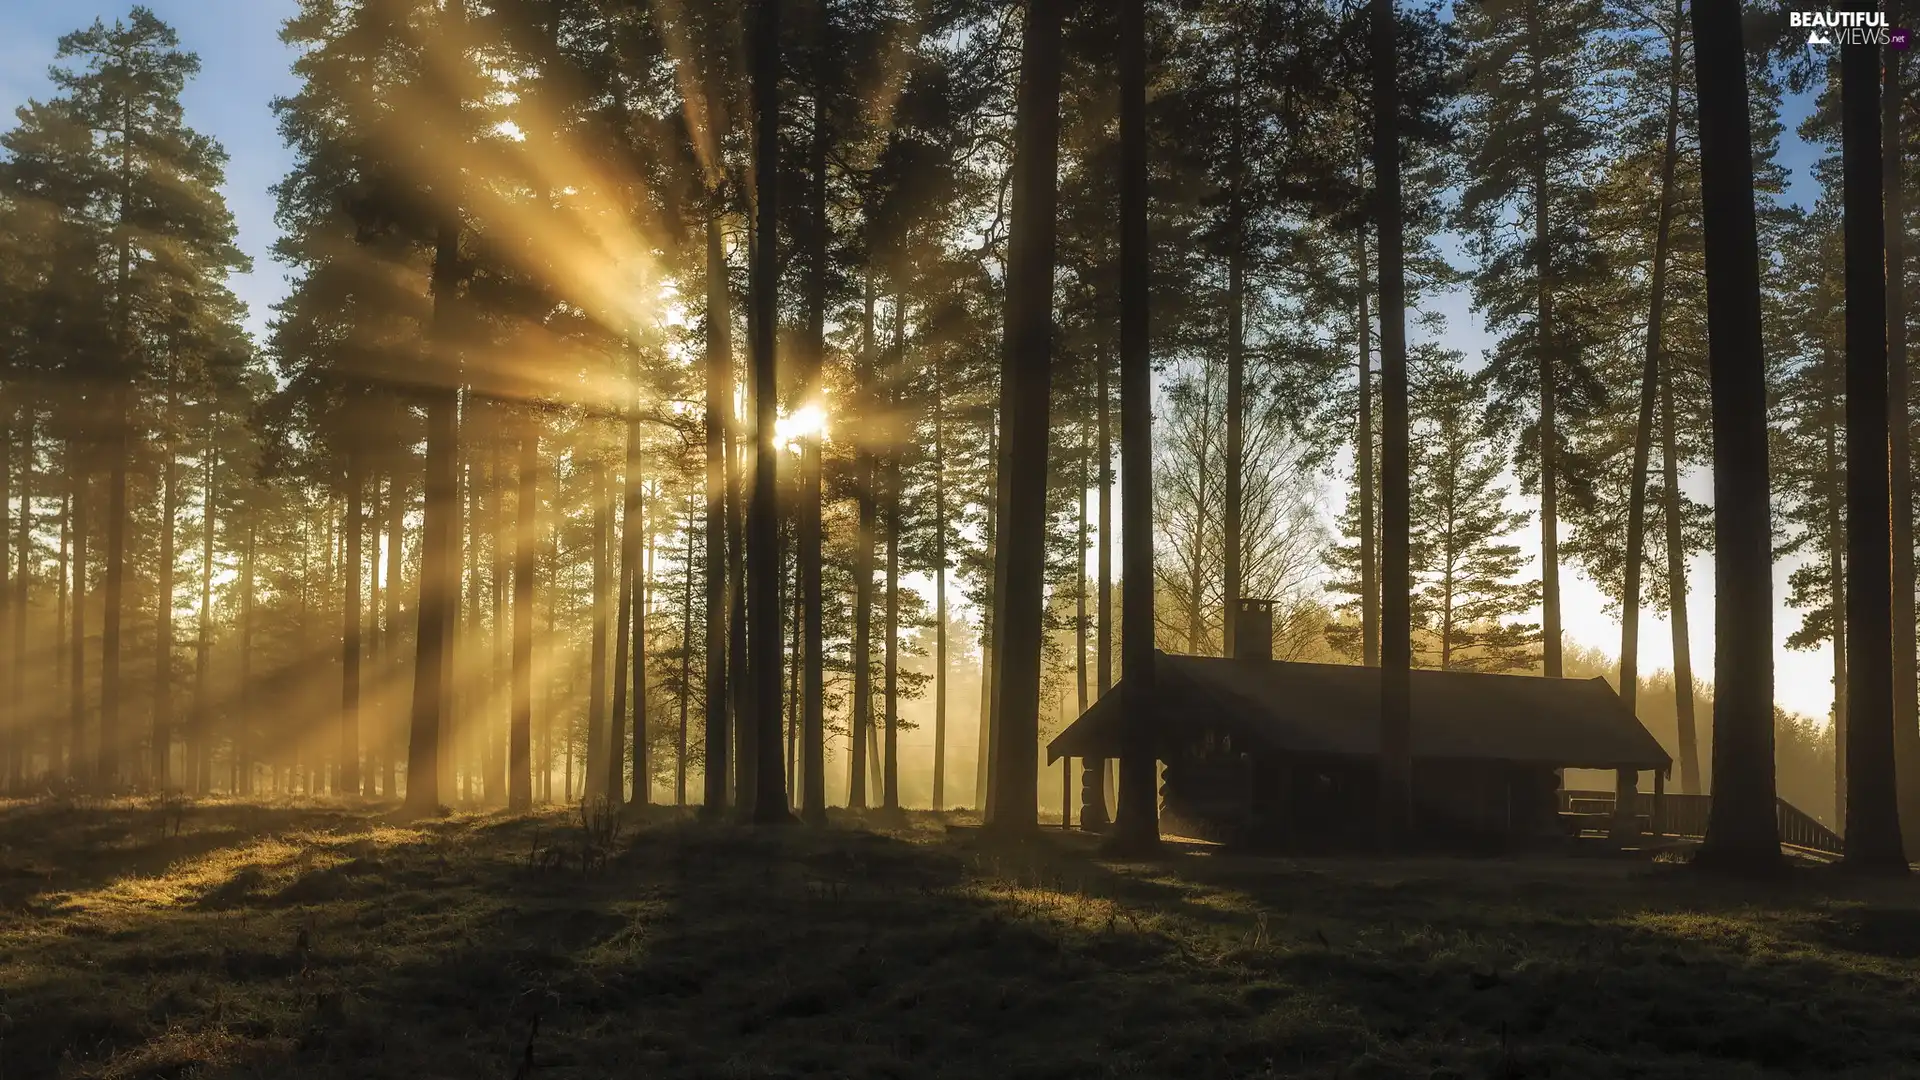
[10,414,27,794]
[703,209,732,816]
[1840,34,1907,870]
[634,481,651,807]
[152,400,173,788]
[367,472,383,795]
[100,393,128,791]
[883,380,901,813]
[1690,0,1781,871]
[406,198,461,814]
[1884,18,1920,855]
[1355,221,1378,667]
[975,416,997,814]
[1616,26,1683,832]
[463,452,483,800]
[489,439,507,801]
[1373,0,1413,850]
[1222,48,1247,659]
[985,0,1066,836]
[238,520,255,795]
[510,422,536,811]
[747,0,789,823]
[1827,345,1849,824]
[1660,364,1701,793]
[0,420,11,794]
[341,449,363,797]
[798,0,830,825]
[1111,0,1159,852]
[1076,447,1089,716]
[933,352,949,812]
[729,404,752,808]
[1085,344,1112,826]
[386,466,405,799]
[851,273,877,811]
[586,452,611,801]
[69,455,87,788]
[678,499,694,807]
[1531,25,1562,680]
[610,414,640,805]
[786,527,800,808]
[194,444,213,795]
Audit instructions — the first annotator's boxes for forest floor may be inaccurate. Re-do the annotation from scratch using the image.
[1,798,1918,1080]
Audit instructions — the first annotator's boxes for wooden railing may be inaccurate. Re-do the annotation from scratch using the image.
[1558,788,1843,856]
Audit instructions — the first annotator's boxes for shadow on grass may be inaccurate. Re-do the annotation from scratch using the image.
[4,805,1920,1079]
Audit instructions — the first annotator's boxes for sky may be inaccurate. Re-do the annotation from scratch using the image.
[0,1,1849,724]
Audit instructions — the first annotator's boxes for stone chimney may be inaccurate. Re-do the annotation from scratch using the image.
[1232,599,1273,661]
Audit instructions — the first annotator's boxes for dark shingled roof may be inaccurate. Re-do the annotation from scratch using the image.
[1047,652,1672,772]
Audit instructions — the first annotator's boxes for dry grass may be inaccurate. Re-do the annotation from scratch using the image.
[1,797,1918,1078]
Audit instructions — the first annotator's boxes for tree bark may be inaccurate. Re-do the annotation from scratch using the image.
[975,416,997,814]
[1085,343,1112,826]
[1827,344,1848,824]
[1373,0,1414,850]
[985,0,1066,836]
[238,520,255,795]
[1222,46,1247,659]
[933,353,949,812]
[747,0,789,823]
[1659,363,1701,793]
[678,499,694,806]
[510,422,536,812]
[386,465,405,799]
[69,453,87,788]
[193,443,211,795]
[100,390,128,791]
[1884,20,1920,856]
[1616,23,1683,834]
[156,405,179,789]
[9,415,27,794]
[1690,0,1782,872]
[851,273,877,811]
[799,0,830,825]
[1111,0,1159,852]
[703,210,732,816]
[340,449,363,796]
[1840,34,1907,871]
[1356,221,1378,668]
[634,481,651,806]
[406,195,461,814]
[586,452,611,802]
[610,411,640,805]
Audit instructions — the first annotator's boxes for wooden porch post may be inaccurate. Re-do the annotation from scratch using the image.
[1653,768,1666,836]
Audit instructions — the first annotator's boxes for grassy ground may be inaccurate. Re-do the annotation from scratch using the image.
[2,798,1918,1079]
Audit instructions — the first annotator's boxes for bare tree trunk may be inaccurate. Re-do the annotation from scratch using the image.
[386,467,405,799]
[69,453,87,788]
[238,520,255,795]
[1840,35,1907,870]
[1659,365,1700,793]
[1087,344,1112,825]
[9,414,28,794]
[1690,0,1781,871]
[100,391,128,791]
[1827,345,1848,824]
[1374,0,1414,850]
[680,503,697,806]
[586,452,610,802]
[800,0,830,824]
[1616,24,1683,835]
[1222,45,1246,658]
[1884,20,1920,855]
[1356,216,1378,668]
[1076,447,1089,718]
[610,416,639,805]
[746,0,789,823]
[406,199,462,814]
[702,210,732,816]
[340,450,363,796]
[1111,0,1158,852]
[510,422,535,811]
[851,273,876,811]
[933,351,949,813]
[635,482,651,806]
[975,417,996,815]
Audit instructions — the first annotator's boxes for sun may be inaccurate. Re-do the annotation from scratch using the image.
[774,403,827,452]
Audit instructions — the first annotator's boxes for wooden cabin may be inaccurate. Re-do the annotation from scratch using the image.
[1047,601,1672,851]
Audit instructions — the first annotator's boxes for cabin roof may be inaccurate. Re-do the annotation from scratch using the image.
[1046,652,1673,772]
